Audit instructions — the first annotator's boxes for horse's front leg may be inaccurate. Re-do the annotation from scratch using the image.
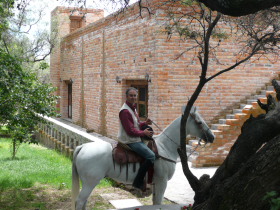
[152,177,168,205]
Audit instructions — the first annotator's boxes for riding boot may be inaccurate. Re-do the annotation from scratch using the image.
[133,160,153,190]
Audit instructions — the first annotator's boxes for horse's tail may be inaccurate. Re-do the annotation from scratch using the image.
[72,145,83,210]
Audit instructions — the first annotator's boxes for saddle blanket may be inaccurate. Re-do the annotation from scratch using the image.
[112,140,158,185]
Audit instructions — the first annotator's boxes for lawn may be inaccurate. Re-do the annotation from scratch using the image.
[0,138,114,210]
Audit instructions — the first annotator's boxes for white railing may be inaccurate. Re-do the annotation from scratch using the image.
[36,116,107,158]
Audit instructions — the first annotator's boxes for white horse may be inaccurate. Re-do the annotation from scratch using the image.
[72,106,215,210]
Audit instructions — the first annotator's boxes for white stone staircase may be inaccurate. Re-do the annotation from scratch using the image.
[189,82,278,167]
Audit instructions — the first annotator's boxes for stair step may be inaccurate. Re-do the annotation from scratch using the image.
[219,119,227,124]
[211,124,230,130]
[226,114,235,119]
[247,99,257,104]
[260,90,274,96]
[233,109,243,114]
[253,95,266,99]
[258,98,267,103]
[212,130,222,135]
[188,139,198,146]
[225,118,240,126]
[265,90,276,96]
[240,104,247,109]
[267,86,274,91]
[234,112,248,120]
[211,124,220,130]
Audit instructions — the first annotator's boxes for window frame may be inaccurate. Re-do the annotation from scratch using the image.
[126,80,149,121]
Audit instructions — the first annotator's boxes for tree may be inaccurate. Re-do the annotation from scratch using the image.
[198,0,280,16]
[0,0,13,34]
[1,0,57,63]
[0,48,58,158]
[0,0,59,158]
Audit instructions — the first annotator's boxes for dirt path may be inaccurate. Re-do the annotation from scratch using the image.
[0,184,173,210]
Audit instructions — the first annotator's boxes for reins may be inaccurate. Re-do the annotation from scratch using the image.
[188,113,210,158]
[150,113,210,160]
[151,120,179,147]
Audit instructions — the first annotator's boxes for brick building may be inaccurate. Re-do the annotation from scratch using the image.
[50,1,280,166]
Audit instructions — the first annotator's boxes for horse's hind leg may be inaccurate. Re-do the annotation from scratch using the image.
[75,180,100,210]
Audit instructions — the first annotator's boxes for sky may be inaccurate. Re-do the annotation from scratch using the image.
[18,0,138,36]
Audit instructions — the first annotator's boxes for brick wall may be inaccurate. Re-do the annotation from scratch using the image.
[50,2,280,164]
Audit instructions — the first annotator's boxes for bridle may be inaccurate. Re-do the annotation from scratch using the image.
[189,112,211,144]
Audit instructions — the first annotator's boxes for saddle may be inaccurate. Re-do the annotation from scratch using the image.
[112,140,158,184]
[112,140,158,165]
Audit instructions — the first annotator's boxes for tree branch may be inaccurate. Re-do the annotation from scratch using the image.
[198,0,280,17]
[272,79,280,101]
[2,38,10,55]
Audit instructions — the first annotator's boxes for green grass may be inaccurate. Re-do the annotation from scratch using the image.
[0,138,112,190]
[0,138,114,210]
[0,138,73,190]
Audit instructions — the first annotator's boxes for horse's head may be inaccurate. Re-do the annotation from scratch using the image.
[186,106,215,143]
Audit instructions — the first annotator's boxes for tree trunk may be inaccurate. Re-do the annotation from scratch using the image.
[12,139,16,159]
[198,134,280,210]
[188,80,280,209]
[198,0,280,16]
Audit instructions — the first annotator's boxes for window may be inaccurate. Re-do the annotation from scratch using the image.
[68,83,72,119]
[137,86,147,119]
[70,16,83,33]
[127,81,148,121]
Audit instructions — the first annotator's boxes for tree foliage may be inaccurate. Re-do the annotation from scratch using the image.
[0,1,59,158]
[0,48,58,157]
[198,0,280,17]
[60,0,280,17]
[1,0,57,63]
[0,0,13,35]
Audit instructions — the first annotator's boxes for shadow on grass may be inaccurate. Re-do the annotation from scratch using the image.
[0,183,72,210]
[2,156,30,161]
[0,187,47,210]
[0,178,44,210]
[0,178,34,190]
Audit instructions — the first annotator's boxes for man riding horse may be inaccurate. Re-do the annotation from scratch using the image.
[118,87,155,191]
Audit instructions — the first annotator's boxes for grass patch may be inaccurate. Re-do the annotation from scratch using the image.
[0,138,72,190]
[0,138,114,210]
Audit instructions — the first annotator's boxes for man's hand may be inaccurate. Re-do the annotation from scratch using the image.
[145,118,152,125]
[143,128,153,137]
